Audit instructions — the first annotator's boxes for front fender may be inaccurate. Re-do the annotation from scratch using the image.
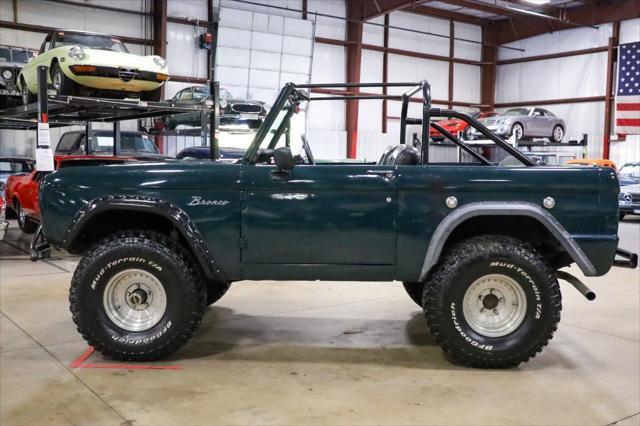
[62,195,227,282]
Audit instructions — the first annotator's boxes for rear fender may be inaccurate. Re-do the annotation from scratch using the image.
[419,201,598,281]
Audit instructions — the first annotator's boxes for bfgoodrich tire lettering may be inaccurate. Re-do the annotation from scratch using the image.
[70,231,206,361]
[424,235,561,368]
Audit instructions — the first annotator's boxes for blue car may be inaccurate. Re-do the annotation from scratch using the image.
[176,146,245,162]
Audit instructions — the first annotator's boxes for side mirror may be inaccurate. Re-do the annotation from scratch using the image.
[273,146,295,171]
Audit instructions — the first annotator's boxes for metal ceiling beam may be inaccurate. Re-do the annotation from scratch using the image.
[486,0,638,45]
[359,0,428,20]
[434,0,512,16]
[408,4,487,25]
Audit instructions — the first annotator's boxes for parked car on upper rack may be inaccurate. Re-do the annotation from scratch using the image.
[469,107,566,142]
[18,30,168,104]
[619,184,640,220]
[430,111,498,141]
[0,45,36,107]
[164,86,268,130]
[176,146,246,162]
[618,162,640,187]
[5,130,169,233]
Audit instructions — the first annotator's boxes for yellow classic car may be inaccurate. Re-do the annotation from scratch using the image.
[18,30,168,104]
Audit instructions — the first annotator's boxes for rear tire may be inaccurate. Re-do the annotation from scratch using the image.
[15,201,38,234]
[424,235,561,368]
[141,87,162,102]
[402,282,424,307]
[69,230,206,361]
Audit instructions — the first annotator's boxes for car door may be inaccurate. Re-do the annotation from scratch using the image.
[240,162,397,272]
[530,108,548,137]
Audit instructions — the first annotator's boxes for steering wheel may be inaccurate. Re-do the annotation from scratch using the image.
[301,135,315,165]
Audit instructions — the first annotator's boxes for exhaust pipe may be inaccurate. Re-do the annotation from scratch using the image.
[556,271,596,301]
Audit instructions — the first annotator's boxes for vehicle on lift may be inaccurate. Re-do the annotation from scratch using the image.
[619,184,640,220]
[618,162,640,186]
[469,107,566,142]
[176,145,245,162]
[6,130,168,233]
[0,45,36,107]
[18,30,168,104]
[430,111,497,141]
[164,86,268,130]
[566,158,617,169]
[36,81,637,369]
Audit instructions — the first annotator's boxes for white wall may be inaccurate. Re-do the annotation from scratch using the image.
[495,19,640,163]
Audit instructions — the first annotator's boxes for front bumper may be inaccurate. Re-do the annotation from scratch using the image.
[0,220,8,241]
[67,65,167,92]
[619,202,640,215]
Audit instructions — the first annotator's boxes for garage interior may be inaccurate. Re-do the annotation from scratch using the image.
[1,0,639,425]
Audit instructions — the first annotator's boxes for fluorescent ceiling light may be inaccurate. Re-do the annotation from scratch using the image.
[522,0,552,4]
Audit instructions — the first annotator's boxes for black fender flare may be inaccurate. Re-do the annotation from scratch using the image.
[61,195,226,282]
[419,201,597,281]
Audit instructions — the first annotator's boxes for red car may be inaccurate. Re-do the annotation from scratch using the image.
[0,191,7,240]
[430,111,498,141]
[5,130,167,233]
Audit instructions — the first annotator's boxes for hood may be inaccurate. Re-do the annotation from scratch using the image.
[620,184,640,194]
[64,47,167,72]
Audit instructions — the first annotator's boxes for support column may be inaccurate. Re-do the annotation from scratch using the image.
[448,20,454,110]
[382,14,389,134]
[603,21,620,159]
[480,26,497,112]
[346,0,364,159]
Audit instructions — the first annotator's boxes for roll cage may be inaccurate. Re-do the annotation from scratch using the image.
[242,81,536,167]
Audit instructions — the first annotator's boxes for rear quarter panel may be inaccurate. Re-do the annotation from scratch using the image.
[396,165,619,280]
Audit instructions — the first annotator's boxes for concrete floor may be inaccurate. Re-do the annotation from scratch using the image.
[1,218,639,426]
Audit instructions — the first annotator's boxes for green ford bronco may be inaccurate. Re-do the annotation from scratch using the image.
[35,81,637,368]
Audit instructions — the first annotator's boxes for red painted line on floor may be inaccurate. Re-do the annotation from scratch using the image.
[69,346,184,370]
[79,363,183,370]
[69,346,95,368]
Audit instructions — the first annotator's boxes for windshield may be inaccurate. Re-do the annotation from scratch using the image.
[503,108,530,116]
[0,160,32,173]
[619,164,640,178]
[0,47,10,62]
[221,88,233,99]
[56,33,129,53]
[90,133,159,154]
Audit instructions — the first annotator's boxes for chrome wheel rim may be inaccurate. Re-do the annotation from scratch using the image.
[103,269,167,332]
[512,125,523,140]
[554,126,563,141]
[462,274,527,338]
[52,70,62,91]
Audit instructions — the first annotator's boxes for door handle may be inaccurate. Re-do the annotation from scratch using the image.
[367,170,396,180]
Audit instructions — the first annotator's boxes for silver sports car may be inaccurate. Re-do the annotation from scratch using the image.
[470,107,566,142]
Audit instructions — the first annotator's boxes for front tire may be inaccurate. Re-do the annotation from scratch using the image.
[21,79,35,105]
[511,123,524,141]
[424,235,561,368]
[15,200,38,234]
[51,62,77,97]
[551,125,564,143]
[70,231,206,361]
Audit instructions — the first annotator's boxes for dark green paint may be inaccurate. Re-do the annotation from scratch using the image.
[39,160,620,282]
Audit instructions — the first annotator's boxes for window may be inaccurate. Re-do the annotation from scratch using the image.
[89,132,160,154]
[11,49,30,64]
[532,109,545,117]
[0,47,10,62]
[56,132,79,153]
[178,89,193,100]
[192,87,209,100]
[54,32,129,53]
[619,164,640,178]
[503,108,529,116]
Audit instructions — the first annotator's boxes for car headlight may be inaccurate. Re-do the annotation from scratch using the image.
[219,98,228,109]
[1,68,14,81]
[153,56,167,68]
[496,119,505,126]
[68,46,86,60]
